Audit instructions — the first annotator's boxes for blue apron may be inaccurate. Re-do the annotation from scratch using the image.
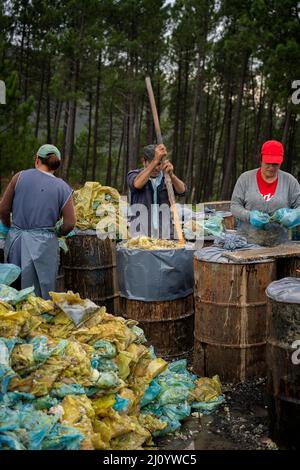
[4,226,59,300]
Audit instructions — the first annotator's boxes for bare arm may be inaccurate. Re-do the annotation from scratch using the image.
[0,173,20,227]
[163,161,186,195]
[133,144,166,190]
[133,160,160,189]
[60,196,76,235]
[170,173,186,195]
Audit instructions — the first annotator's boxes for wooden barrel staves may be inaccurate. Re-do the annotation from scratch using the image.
[120,295,194,361]
[55,252,65,292]
[117,246,195,362]
[266,278,300,449]
[62,232,119,313]
[193,249,277,382]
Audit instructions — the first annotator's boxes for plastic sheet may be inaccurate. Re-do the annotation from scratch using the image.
[195,244,264,264]
[0,285,35,305]
[214,232,249,250]
[0,264,21,286]
[237,221,289,247]
[184,216,224,240]
[0,287,224,449]
[266,277,300,304]
[73,182,127,238]
[117,245,195,301]
[50,291,100,326]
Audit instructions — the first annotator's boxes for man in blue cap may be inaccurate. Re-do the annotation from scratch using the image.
[127,144,186,238]
[0,144,75,298]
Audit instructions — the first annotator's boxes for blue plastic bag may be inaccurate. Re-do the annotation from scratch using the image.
[0,264,21,286]
[113,395,130,413]
[191,396,225,414]
[140,380,161,408]
[0,222,9,239]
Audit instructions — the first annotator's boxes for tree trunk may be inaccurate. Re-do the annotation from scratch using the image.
[53,99,63,146]
[106,100,113,186]
[82,93,93,184]
[61,59,79,180]
[113,116,125,189]
[35,64,45,138]
[186,51,205,198]
[92,52,102,180]
[282,101,292,146]
[266,97,273,139]
[172,53,182,169]
[221,52,249,199]
[46,61,52,143]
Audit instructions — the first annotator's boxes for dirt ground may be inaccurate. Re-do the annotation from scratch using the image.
[157,378,279,451]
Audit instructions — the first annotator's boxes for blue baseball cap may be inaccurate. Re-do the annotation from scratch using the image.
[37,144,61,160]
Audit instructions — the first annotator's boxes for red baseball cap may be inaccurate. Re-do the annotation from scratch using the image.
[261,140,284,164]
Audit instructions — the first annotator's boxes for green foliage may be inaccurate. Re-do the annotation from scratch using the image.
[0,0,300,199]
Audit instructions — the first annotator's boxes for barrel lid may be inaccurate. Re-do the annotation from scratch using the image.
[266,277,300,304]
[194,246,274,265]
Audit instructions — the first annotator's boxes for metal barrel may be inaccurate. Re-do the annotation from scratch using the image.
[277,256,300,279]
[266,282,300,449]
[117,245,195,362]
[193,256,277,382]
[120,294,194,362]
[62,232,119,313]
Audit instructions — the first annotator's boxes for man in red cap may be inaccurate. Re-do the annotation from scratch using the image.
[231,140,300,245]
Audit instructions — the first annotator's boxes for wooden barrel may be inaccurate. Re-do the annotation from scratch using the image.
[266,279,300,449]
[119,294,194,362]
[62,232,119,313]
[55,253,65,292]
[193,254,277,382]
[277,256,300,279]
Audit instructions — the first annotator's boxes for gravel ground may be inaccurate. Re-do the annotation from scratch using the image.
[157,379,279,451]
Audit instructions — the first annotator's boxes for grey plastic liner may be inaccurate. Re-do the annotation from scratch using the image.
[266,277,300,304]
[195,245,270,264]
[117,245,195,301]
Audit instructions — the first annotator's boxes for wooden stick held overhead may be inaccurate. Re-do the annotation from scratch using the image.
[145,76,184,243]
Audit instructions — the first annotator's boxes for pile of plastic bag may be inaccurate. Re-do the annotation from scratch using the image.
[123,236,182,250]
[73,182,127,238]
[0,287,224,450]
[183,216,224,240]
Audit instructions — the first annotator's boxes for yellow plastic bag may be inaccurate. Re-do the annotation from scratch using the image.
[61,395,96,450]
[190,375,222,403]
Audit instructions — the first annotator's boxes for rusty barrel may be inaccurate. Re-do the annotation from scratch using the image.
[193,247,277,382]
[117,245,195,362]
[55,252,65,292]
[62,231,119,313]
[277,256,300,279]
[266,278,300,449]
[120,294,194,361]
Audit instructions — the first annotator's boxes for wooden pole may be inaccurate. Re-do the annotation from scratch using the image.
[145,76,184,243]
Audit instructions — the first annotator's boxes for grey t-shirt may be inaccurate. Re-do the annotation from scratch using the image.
[12,169,72,229]
[231,168,300,222]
